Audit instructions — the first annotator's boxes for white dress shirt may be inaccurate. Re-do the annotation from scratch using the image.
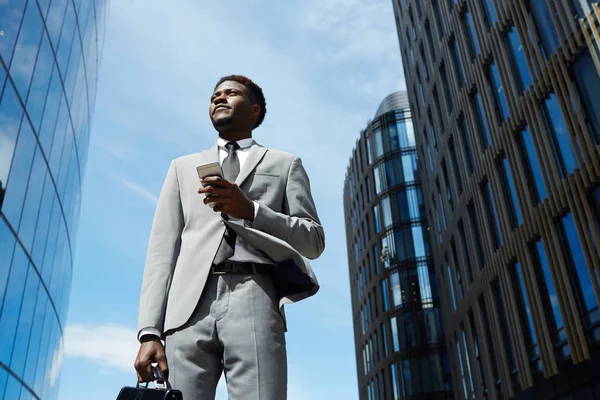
[139,137,273,341]
[217,137,274,265]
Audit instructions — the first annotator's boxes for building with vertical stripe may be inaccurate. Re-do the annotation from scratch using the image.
[392,0,600,398]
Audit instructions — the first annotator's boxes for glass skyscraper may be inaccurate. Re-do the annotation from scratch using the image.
[344,92,453,400]
[393,0,600,398]
[0,1,108,398]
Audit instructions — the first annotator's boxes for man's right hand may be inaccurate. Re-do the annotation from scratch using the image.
[134,336,169,383]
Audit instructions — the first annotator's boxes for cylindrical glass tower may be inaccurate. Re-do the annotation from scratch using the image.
[0,1,109,398]
[344,91,453,400]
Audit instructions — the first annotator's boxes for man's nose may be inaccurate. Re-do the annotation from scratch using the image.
[213,95,226,105]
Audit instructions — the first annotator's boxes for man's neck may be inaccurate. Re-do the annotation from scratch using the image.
[218,132,252,142]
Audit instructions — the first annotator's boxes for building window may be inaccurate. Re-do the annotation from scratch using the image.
[390,316,400,352]
[481,179,503,250]
[506,26,532,92]
[478,295,502,396]
[390,271,402,307]
[572,48,600,145]
[458,221,474,282]
[390,363,400,400]
[483,0,498,28]
[440,63,453,113]
[448,139,464,194]
[451,240,465,298]
[461,325,476,399]
[488,61,509,121]
[492,279,519,389]
[557,213,600,330]
[381,322,389,357]
[467,202,486,267]
[464,10,481,59]
[373,205,381,233]
[510,261,542,374]
[381,279,389,311]
[403,312,417,348]
[424,308,443,343]
[433,87,446,133]
[433,0,446,37]
[450,37,466,88]
[498,156,523,229]
[526,0,559,55]
[447,261,457,310]
[425,20,437,60]
[518,127,548,203]
[531,239,570,358]
[472,91,492,148]
[542,94,578,177]
[468,310,488,398]
[458,115,475,173]
[456,337,469,400]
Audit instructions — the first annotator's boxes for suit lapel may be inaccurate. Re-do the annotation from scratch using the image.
[236,144,267,186]
[198,143,219,165]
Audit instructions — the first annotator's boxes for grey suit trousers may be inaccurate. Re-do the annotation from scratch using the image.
[165,273,287,399]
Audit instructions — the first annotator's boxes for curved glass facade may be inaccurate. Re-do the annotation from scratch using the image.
[344,92,453,400]
[0,1,108,398]
[394,0,600,399]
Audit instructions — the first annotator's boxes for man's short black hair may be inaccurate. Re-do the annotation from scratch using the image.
[214,75,266,129]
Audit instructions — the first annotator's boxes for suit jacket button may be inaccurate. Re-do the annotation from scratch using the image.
[221,213,229,221]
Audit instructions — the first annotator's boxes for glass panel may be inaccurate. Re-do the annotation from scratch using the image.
[543,94,577,176]
[493,280,518,387]
[520,127,548,202]
[381,279,389,311]
[2,120,36,229]
[507,26,532,91]
[0,2,27,65]
[373,127,383,158]
[484,0,498,26]
[532,239,564,338]
[424,308,442,343]
[458,116,475,173]
[0,82,24,188]
[473,91,492,148]
[528,0,560,54]
[499,157,522,228]
[558,214,599,317]
[390,316,400,352]
[447,263,457,310]
[9,0,44,99]
[390,272,402,307]
[572,49,600,145]
[0,245,28,365]
[482,180,503,249]
[490,62,509,120]
[465,10,480,57]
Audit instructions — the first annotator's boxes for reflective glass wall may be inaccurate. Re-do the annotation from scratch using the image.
[393,0,600,399]
[0,0,109,398]
[344,92,453,400]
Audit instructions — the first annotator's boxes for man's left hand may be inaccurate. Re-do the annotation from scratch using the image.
[198,176,254,221]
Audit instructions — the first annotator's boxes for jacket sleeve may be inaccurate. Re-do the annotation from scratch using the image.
[138,160,183,337]
[251,157,325,259]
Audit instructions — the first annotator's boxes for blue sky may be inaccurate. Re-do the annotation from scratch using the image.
[58,1,405,398]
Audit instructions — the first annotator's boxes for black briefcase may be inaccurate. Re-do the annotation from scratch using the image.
[116,367,183,400]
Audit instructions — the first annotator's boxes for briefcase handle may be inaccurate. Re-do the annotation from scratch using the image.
[136,366,169,390]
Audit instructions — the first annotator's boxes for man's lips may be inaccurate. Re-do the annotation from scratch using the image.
[213,105,231,114]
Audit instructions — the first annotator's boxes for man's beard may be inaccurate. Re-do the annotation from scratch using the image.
[213,115,234,128]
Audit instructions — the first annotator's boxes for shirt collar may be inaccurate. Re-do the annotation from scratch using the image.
[217,137,255,150]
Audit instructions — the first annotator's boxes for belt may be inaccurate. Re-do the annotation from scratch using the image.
[211,261,274,275]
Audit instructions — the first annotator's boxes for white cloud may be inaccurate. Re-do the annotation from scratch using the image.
[110,173,160,205]
[64,323,140,372]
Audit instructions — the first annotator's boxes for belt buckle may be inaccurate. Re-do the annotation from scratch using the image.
[211,264,226,275]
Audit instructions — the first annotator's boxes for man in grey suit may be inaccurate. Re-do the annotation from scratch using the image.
[133,75,325,399]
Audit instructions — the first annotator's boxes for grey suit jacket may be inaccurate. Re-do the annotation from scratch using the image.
[138,142,325,337]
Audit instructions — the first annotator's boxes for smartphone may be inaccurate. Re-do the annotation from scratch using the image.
[196,162,223,208]
[196,161,223,180]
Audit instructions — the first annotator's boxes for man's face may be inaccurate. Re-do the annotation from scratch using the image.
[209,80,258,132]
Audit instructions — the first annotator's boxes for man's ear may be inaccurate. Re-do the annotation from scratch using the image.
[251,104,261,116]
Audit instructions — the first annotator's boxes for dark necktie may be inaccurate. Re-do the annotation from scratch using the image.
[213,141,240,265]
